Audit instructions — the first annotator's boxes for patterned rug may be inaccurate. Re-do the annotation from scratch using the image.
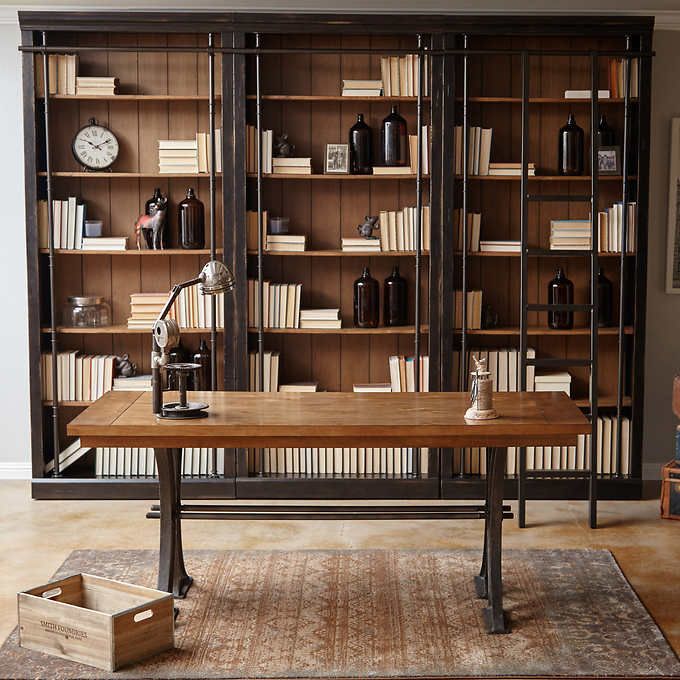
[1,548,679,679]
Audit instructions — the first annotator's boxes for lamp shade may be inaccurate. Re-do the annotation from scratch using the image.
[199,260,235,296]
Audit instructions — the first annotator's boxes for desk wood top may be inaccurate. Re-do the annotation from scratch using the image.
[68,391,590,449]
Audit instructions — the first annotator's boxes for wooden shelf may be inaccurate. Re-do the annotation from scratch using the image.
[249,173,429,180]
[575,397,632,408]
[249,173,631,181]
[40,248,221,256]
[457,251,632,258]
[49,94,221,101]
[41,325,221,335]
[247,249,429,257]
[42,400,92,407]
[462,326,633,336]
[246,95,635,104]
[247,326,428,335]
[39,172,222,179]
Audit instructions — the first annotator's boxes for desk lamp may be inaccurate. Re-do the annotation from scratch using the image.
[151,260,235,418]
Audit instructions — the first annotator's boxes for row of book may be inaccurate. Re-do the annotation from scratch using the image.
[609,57,639,99]
[245,126,313,175]
[41,352,115,402]
[95,448,227,477]
[377,205,432,252]
[453,290,483,330]
[247,280,302,328]
[455,416,631,476]
[379,55,430,97]
[454,210,482,252]
[158,131,223,174]
[408,127,430,175]
[453,126,493,175]
[36,54,78,95]
[127,288,226,330]
[388,355,430,393]
[248,351,281,392]
[453,347,537,393]
[257,447,427,476]
[38,198,85,250]
[599,202,637,253]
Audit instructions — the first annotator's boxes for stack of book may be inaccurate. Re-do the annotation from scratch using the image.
[353,383,392,393]
[378,205,431,251]
[279,382,319,392]
[75,76,119,96]
[453,290,483,329]
[248,350,280,392]
[113,375,152,392]
[38,197,86,250]
[479,240,521,253]
[45,439,92,474]
[388,355,430,392]
[127,293,166,330]
[564,89,610,99]
[341,79,382,96]
[299,309,341,329]
[272,157,312,175]
[535,371,572,397]
[380,55,430,96]
[341,237,381,253]
[408,126,430,174]
[454,126,492,175]
[550,219,591,251]
[266,234,306,252]
[609,57,639,98]
[488,162,535,176]
[167,284,225,329]
[247,280,302,329]
[372,165,415,176]
[82,236,127,251]
[158,139,198,174]
[454,210,482,251]
[36,54,78,95]
[41,351,115,402]
[598,202,637,253]
[196,130,223,173]
[246,125,273,173]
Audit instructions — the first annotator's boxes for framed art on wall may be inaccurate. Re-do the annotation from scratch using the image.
[666,118,680,292]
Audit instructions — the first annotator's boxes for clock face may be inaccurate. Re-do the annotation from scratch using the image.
[72,121,119,171]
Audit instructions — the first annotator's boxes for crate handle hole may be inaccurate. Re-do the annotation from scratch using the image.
[41,587,62,599]
[134,609,153,623]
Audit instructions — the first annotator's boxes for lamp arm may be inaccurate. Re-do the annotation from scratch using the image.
[157,276,202,321]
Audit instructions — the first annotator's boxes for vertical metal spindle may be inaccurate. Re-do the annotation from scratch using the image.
[42,33,60,477]
[460,34,469,393]
[589,52,600,528]
[616,36,632,477]
[255,33,264,476]
[208,32,218,477]
[518,50,530,527]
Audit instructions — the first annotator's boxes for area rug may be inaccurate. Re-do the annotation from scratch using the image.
[1,548,679,679]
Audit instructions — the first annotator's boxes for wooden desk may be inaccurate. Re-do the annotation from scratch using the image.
[69,390,589,634]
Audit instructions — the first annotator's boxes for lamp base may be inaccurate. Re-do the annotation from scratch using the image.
[159,401,209,419]
[464,407,498,421]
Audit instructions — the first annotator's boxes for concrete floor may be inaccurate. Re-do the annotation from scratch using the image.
[1,480,679,653]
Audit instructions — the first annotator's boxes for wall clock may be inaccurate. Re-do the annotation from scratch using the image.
[72,118,119,171]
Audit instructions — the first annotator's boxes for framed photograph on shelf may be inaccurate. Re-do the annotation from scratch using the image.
[666,119,680,293]
[597,145,621,175]
[324,143,349,174]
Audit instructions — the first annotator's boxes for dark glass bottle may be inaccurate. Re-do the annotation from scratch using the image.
[178,188,205,249]
[384,265,408,327]
[192,339,211,390]
[596,113,615,148]
[144,187,169,249]
[349,113,372,175]
[353,267,379,328]
[598,267,613,327]
[547,267,574,330]
[380,105,407,167]
[558,113,584,176]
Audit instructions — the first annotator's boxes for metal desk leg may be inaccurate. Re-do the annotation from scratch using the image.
[481,446,509,633]
[155,447,193,598]
[474,447,493,599]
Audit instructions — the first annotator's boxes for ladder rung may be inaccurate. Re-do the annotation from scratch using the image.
[527,248,595,258]
[526,194,592,202]
[526,357,592,368]
[526,303,593,312]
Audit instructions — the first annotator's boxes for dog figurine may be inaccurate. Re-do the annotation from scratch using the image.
[135,194,168,250]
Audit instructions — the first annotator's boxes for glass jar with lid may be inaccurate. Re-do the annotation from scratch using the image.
[64,296,111,328]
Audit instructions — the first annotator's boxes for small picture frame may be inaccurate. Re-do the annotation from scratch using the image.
[324,143,349,174]
[597,145,621,175]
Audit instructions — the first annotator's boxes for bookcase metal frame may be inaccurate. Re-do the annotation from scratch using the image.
[18,12,653,519]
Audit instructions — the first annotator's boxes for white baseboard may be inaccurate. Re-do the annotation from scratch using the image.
[0,462,32,480]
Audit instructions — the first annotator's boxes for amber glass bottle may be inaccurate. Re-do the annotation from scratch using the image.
[597,267,613,327]
[178,188,205,249]
[380,106,407,166]
[353,267,379,328]
[558,113,584,176]
[384,265,408,326]
[349,113,372,174]
[192,339,211,390]
[547,267,574,330]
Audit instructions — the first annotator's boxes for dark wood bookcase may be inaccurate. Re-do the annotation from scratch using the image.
[19,12,653,527]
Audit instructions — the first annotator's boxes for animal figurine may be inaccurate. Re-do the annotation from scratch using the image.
[114,354,137,378]
[274,133,294,158]
[357,215,380,239]
[135,194,168,250]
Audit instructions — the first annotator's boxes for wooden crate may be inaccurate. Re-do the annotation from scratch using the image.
[18,573,174,671]
[661,460,680,520]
